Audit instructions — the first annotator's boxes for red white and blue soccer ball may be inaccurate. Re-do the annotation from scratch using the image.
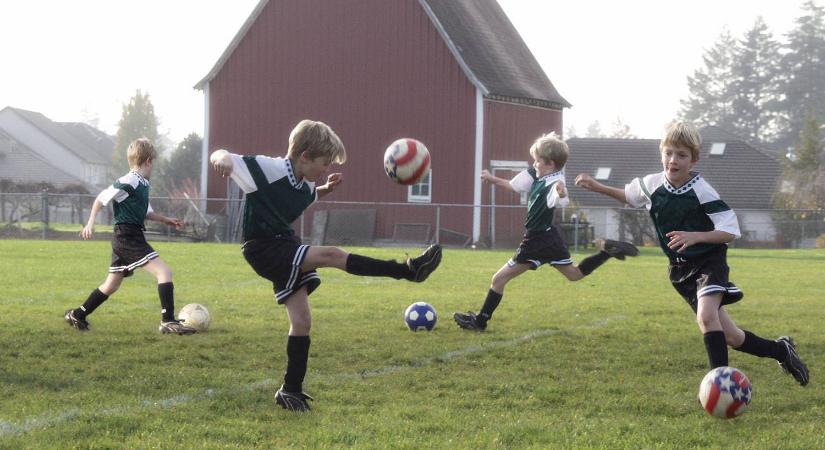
[383,138,431,185]
[698,366,752,419]
[404,302,437,331]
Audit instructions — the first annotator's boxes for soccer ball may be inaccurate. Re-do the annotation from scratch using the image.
[698,366,752,419]
[404,301,437,331]
[179,303,211,332]
[383,138,431,185]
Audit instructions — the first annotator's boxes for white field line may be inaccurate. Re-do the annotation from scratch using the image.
[0,315,623,438]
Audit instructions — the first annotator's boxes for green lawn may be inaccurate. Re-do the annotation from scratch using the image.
[0,241,823,449]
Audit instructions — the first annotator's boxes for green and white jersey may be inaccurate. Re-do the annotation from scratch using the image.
[510,168,569,232]
[226,153,317,241]
[97,170,153,225]
[625,171,740,260]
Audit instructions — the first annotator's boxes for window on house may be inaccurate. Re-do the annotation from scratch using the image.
[408,170,431,203]
[594,167,612,180]
[710,143,726,155]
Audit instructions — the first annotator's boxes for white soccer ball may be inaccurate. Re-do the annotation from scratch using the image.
[179,303,211,332]
[404,301,437,331]
[698,366,752,419]
[383,138,431,185]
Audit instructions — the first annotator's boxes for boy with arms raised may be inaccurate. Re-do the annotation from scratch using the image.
[210,119,442,412]
[65,138,195,335]
[575,121,808,385]
[454,132,638,331]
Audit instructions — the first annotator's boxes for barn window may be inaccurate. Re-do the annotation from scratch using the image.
[408,170,431,203]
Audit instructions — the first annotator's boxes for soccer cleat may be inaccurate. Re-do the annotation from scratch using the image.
[596,239,639,260]
[64,309,89,331]
[453,311,487,331]
[275,386,314,412]
[159,320,198,335]
[777,336,809,386]
[406,244,443,282]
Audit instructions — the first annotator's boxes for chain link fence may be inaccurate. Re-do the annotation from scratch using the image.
[1,191,823,249]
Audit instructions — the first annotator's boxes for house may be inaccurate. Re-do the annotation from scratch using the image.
[0,128,90,190]
[0,106,115,190]
[196,0,570,244]
[563,126,783,244]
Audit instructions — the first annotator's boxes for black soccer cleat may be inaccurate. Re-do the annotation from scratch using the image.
[64,309,89,331]
[406,244,443,282]
[596,239,639,260]
[777,336,809,386]
[275,386,314,412]
[453,311,487,331]
[159,320,197,335]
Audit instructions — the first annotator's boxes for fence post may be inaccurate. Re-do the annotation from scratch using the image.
[572,213,579,252]
[435,206,441,244]
[41,190,49,240]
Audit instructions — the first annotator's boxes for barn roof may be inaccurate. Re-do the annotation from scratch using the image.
[195,0,570,110]
[565,128,782,210]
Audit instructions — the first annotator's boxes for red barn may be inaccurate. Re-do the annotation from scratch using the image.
[196,0,569,246]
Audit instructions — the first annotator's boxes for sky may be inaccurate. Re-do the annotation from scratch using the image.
[0,0,810,145]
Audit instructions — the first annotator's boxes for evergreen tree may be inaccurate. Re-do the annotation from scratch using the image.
[114,90,160,174]
[778,1,825,151]
[730,17,782,143]
[585,121,604,138]
[157,133,203,194]
[679,29,738,131]
[609,116,637,139]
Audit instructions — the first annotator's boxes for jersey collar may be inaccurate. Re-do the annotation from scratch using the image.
[662,171,700,195]
[538,169,564,182]
[129,169,149,187]
[284,158,306,189]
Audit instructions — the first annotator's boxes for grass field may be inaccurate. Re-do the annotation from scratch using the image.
[1,240,823,449]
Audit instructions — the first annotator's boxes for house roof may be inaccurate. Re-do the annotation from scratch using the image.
[194,0,570,110]
[3,107,112,165]
[0,128,90,190]
[59,122,116,163]
[565,128,782,210]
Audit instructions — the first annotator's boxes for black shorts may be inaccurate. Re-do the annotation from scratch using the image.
[242,235,321,304]
[669,246,743,312]
[508,228,572,270]
[109,223,158,277]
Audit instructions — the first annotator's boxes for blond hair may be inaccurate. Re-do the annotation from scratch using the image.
[127,138,156,168]
[661,121,702,161]
[530,132,569,169]
[286,119,347,164]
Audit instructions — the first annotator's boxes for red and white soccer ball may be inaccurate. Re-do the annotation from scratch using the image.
[698,366,752,419]
[383,138,431,185]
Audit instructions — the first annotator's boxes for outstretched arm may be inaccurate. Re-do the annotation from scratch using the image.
[80,198,104,240]
[575,173,628,204]
[146,211,184,230]
[481,169,515,192]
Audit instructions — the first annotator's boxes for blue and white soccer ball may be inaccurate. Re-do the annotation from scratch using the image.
[698,366,752,419]
[404,302,437,331]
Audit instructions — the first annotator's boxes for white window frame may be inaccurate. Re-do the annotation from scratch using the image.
[407,170,432,203]
[710,142,726,155]
[594,167,612,180]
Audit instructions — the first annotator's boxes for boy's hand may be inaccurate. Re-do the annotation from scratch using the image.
[325,172,343,190]
[169,218,184,231]
[666,230,699,253]
[574,173,596,191]
[556,180,567,198]
[80,224,94,240]
[480,169,493,183]
[210,150,233,177]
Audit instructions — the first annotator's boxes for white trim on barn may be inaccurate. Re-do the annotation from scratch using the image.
[199,82,211,212]
[472,88,485,244]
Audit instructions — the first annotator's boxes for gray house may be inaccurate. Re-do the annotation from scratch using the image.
[0,106,115,191]
[564,126,783,243]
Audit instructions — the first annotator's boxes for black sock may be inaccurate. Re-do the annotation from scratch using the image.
[478,289,503,324]
[734,330,786,361]
[703,331,729,369]
[345,254,409,280]
[158,282,175,322]
[284,335,311,393]
[578,251,611,276]
[76,288,109,319]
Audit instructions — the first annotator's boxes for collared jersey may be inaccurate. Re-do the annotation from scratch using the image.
[97,170,153,225]
[509,168,569,232]
[624,171,740,259]
[227,153,317,241]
